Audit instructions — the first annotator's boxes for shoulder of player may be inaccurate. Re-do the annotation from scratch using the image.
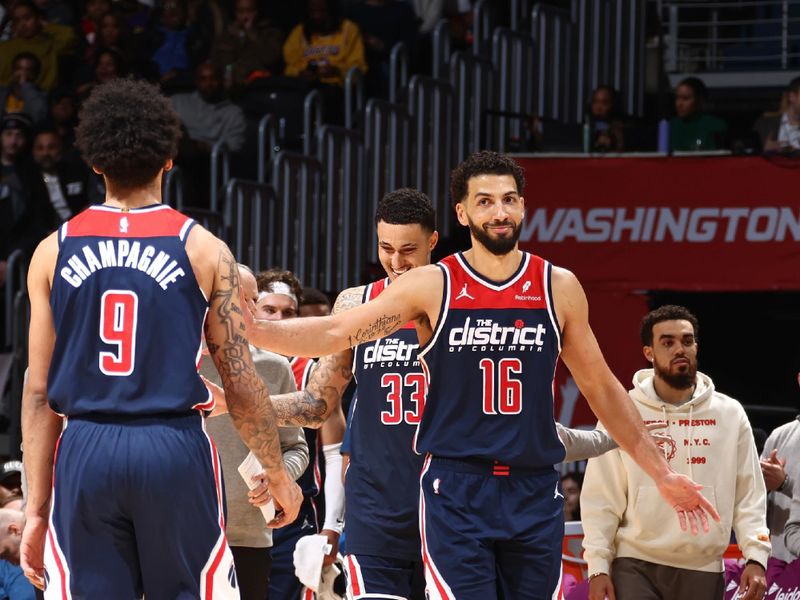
[29,231,59,287]
[332,285,367,314]
[550,266,584,299]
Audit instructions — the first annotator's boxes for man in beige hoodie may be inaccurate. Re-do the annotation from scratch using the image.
[582,304,770,600]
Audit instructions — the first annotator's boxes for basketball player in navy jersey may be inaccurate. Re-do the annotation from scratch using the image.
[243,151,720,599]
[20,79,302,598]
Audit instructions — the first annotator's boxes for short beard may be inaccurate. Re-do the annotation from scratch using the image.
[654,359,697,390]
[467,216,521,256]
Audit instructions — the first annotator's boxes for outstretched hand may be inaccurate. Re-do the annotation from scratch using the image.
[657,472,721,535]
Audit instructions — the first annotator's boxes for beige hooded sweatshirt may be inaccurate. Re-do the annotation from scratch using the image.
[581,369,770,575]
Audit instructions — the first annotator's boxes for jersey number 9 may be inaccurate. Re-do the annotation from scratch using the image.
[99,290,139,376]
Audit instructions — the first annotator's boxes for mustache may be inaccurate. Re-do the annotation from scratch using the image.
[485,220,515,228]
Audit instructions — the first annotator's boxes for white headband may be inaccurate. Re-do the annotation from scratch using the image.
[259,282,298,308]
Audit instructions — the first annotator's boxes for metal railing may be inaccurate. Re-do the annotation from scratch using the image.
[450,50,496,163]
[7,289,29,458]
[271,152,324,287]
[474,0,497,57]
[408,75,455,233]
[209,141,231,214]
[432,20,452,80]
[317,125,365,291]
[363,98,412,262]
[389,42,409,103]
[226,179,276,273]
[531,4,576,123]
[658,0,800,72]
[303,90,324,157]
[163,165,185,210]
[573,0,646,120]
[492,28,536,151]
[344,67,365,130]
[257,114,280,184]
[4,250,27,349]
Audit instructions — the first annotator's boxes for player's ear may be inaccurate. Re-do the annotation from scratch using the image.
[428,230,439,251]
[92,165,103,175]
[455,201,468,227]
[164,159,174,172]
[643,346,654,363]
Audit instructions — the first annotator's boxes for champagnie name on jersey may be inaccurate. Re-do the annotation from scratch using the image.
[361,337,420,369]
[448,316,547,352]
[60,240,186,290]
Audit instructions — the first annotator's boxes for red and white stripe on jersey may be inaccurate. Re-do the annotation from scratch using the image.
[346,555,367,598]
[62,204,194,240]
[291,356,316,392]
[45,430,72,600]
[418,455,456,600]
[198,419,239,599]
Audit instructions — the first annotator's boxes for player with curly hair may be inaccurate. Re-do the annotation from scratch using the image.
[20,78,302,598]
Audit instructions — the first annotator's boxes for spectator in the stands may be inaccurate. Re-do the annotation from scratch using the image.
[46,88,79,161]
[76,47,129,100]
[172,61,246,153]
[32,129,98,229]
[411,0,443,34]
[346,0,418,97]
[79,0,111,47]
[172,61,245,207]
[284,0,368,88]
[210,0,284,90]
[588,84,625,152]
[0,0,76,91]
[763,76,800,152]
[561,472,582,522]
[33,0,74,26]
[299,287,331,318]
[669,77,728,152]
[146,0,208,89]
[0,52,47,124]
[1,113,47,277]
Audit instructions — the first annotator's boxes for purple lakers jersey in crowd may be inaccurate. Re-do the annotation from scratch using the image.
[415,251,566,468]
[48,204,211,416]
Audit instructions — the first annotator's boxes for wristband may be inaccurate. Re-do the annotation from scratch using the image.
[588,572,607,581]
[778,474,789,492]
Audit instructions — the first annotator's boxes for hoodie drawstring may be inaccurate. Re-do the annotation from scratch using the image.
[687,404,694,480]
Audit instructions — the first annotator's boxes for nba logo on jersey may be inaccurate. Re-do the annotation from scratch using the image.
[119,216,129,233]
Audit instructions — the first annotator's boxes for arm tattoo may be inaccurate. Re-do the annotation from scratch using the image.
[272,352,354,428]
[271,286,362,427]
[347,313,403,348]
[204,243,284,474]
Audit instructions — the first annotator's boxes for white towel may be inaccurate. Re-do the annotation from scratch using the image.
[293,534,332,590]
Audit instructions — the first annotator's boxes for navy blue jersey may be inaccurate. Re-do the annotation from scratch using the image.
[415,252,565,469]
[346,278,426,561]
[48,204,212,417]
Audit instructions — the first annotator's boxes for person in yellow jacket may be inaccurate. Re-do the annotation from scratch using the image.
[0,0,76,92]
[283,0,367,87]
[582,304,769,600]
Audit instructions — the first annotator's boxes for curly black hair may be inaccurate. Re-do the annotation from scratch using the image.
[374,187,436,233]
[75,78,182,188]
[256,269,304,306]
[449,150,526,206]
[640,304,699,346]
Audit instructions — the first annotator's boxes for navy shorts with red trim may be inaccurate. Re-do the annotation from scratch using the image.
[419,456,564,600]
[345,554,425,599]
[44,413,238,600]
